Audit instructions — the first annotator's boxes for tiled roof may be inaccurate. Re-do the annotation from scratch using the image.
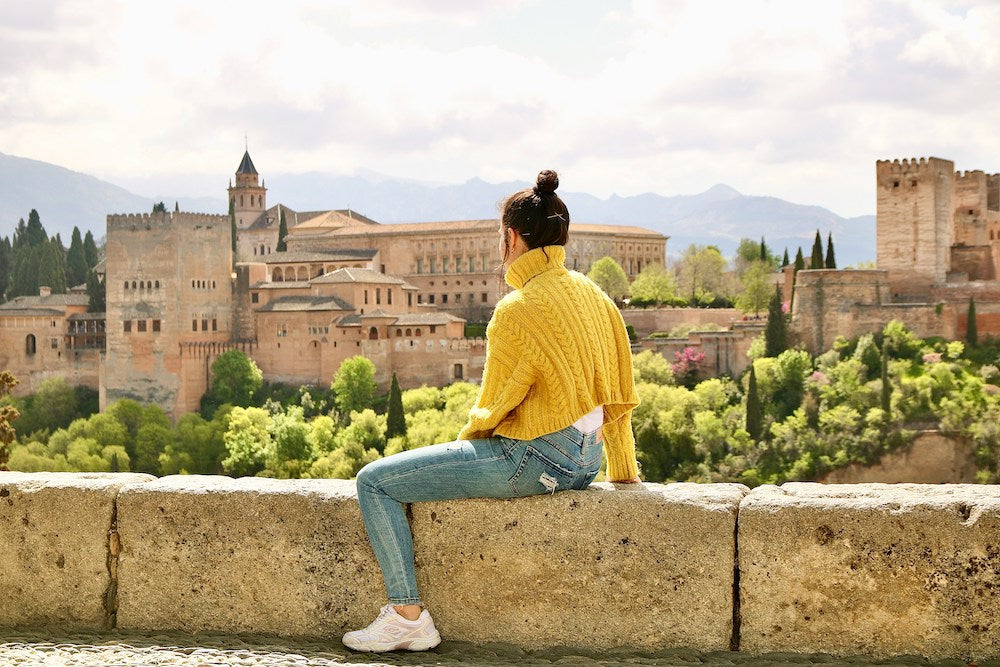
[263,249,377,264]
[311,267,409,286]
[392,312,465,325]
[0,308,66,317]
[251,281,311,289]
[237,151,257,175]
[287,218,665,239]
[0,294,90,310]
[256,295,354,312]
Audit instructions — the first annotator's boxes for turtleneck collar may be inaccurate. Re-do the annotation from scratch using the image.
[504,245,566,290]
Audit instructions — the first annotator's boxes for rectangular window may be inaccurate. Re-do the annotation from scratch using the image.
[381,264,386,274]
[456,293,462,302]
[277,324,287,337]
[364,290,369,305]
[469,257,475,272]
[416,258,423,274]
[430,325,437,334]
[201,319,208,331]
[417,294,423,304]
[388,289,392,305]
[481,292,488,303]
[442,258,448,273]
[442,294,448,304]
[124,321,132,333]
[192,320,197,332]
[376,288,381,305]
[428,294,435,304]
[430,258,436,273]
[152,320,161,332]
[50,338,58,349]
[407,293,413,306]
[212,319,218,331]
[137,319,147,332]
[251,292,259,303]
[455,257,461,273]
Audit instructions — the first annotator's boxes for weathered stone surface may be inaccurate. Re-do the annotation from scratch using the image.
[411,482,748,651]
[0,471,153,629]
[739,483,1000,660]
[115,475,384,637]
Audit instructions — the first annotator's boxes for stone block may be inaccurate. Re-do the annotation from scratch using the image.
[0,471,153,629]
[739,483,1000,660]
[411,482,748,651]
[115,475,384,636]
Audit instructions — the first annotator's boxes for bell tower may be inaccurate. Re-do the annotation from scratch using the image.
[227,150,267,232]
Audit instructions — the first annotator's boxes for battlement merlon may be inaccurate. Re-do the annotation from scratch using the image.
[106,212,230,231]
[875,156,954,180]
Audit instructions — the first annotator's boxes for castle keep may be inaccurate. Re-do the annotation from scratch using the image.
[793,156,1000,352]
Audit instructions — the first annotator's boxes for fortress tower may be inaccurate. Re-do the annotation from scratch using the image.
[228,151,267,262]
[876,157,954,297]
[102,211,233,415]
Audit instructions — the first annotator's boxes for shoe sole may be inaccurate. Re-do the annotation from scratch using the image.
[343,633,441,652]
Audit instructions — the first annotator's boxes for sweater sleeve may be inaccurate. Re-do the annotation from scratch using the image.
[602,300,640,481]
[457,306,535,441]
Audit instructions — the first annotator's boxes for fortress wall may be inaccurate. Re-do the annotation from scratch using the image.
[3,471,1000,659]
[621,307,741,337]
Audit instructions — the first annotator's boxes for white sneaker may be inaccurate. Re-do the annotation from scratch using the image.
[342,604,442,652]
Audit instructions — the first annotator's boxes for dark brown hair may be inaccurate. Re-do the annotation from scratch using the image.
[499,169,570,263]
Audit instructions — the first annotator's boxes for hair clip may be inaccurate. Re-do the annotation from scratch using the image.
[547,213,565,221]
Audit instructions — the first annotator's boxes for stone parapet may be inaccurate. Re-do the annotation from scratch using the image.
[0,472,154,630]
[115,476,385,636]
[739,483,1000,660]
[411,482,747,652]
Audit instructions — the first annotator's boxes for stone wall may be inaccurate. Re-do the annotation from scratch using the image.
[621,307,742,338]
[1,472,999,660]
[820,431,977,484]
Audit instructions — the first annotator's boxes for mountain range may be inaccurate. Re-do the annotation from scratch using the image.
[0,151,876,266]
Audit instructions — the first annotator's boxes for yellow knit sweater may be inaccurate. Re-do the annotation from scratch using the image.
[457,245,640,481]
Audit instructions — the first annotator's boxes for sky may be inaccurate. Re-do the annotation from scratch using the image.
[2,0,999,218]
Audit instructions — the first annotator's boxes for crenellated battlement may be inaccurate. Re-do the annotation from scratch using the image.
[875,156,955,181]
[107,212,228,231]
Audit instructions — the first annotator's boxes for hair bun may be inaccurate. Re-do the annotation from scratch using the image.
[534,170,559,195]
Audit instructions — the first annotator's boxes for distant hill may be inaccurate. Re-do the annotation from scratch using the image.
[0,152,876,266]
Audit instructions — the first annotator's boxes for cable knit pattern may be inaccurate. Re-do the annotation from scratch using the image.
[457,245,640,481]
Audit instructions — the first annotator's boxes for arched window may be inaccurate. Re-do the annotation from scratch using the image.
[131,281,136,289]
[25,334,36,356]
[240,195,244,206]
[415,328,422,337]
[260,244,265,256]
[155,280,160,289]
[369,327,379,340]
[124,281,129,290]
[212,281,216,289]
[405,328,412,336]
[272,269,282,282]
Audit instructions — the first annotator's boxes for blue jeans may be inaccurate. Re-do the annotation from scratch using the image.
[355,425,604,605]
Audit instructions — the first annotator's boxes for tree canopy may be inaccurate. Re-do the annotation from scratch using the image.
[332,356,378,416]
[587,256,630,301]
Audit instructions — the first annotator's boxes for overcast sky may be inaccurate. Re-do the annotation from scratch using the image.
[2,0,998,218]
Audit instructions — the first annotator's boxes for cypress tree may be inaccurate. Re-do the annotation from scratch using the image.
[746,364,762,441]
[66,227,88,288]
[0,237,10,302]
[794,247,805,273]
[825,232,836,269]
[759,236,767,262]
[386,372,406,439]
[83,231,99,270]
[86,269,105,313]
[276,209,288,252]
[967,297,978,346]
[880,341,891,423]
[764,284,787,357]
[174,201,180,212]
[152,201,167,213]
[26,210,46,247]
[229,197,237,255]
[781,247,789,267]
[809,230,824,269]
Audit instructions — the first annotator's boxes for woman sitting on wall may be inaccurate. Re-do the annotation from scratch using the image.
[343,170,641,652]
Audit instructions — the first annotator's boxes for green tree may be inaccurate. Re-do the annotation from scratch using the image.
[810,230,824,269]
[267,405,313,477]
[764,284,788,358]
[0,236,10,301]
[202,350,263,416]
[632,350,674,385]
[745,364,762,441]
[229,196,237,255]
[736,261,772,316]
[66,227,87,288]
[676,244,728,303]
[587,256,630,302]
[12,377,79,437]
[174,201,180,212]
[781,248,790,267]
[386,373,406,439]
[152,201,167,213]
[222,407,273,477]
[332,356,377,416]
[967,297,978,346]
[86,269,105,313]
[629,264,676,306]
[824,232,837,269]
[83,231,99,270]
[794,247,805,273]
[276,208,288,252]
